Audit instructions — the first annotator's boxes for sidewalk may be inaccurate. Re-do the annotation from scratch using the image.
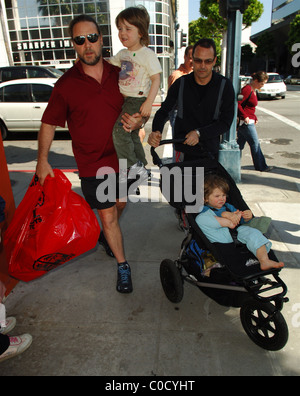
[1,122,300,376]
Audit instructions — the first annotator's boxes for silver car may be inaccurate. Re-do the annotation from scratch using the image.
[284,75,300,85]
[0,78,67,139]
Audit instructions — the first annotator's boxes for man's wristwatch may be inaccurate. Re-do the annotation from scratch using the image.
[195,129,200,137]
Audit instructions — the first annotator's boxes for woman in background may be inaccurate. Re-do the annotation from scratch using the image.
[237,71,273,172]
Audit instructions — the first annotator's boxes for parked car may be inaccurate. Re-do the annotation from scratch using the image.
[284,75,300,85]
[0,78,67,139]
[256,73,286,100]
[0,66,63,83]
[239,75,252,88]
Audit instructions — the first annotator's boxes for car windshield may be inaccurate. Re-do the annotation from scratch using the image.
[267,75,283,83]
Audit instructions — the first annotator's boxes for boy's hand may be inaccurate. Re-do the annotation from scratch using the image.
[242,210,253,221]
[140,100,152,118]
[221,210,241,227]
[216,217,236,229]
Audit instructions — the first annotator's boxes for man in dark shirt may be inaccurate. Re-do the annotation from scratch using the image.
[36,15,142,293]
[148,38,235,160]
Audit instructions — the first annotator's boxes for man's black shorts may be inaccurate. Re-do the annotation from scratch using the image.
[81,173,140,211]
[81,174,122,210]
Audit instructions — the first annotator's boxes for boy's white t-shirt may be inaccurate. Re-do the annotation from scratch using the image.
[109,46,162,98]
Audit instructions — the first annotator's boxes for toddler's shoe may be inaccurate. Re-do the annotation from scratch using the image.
[128,161,148,183]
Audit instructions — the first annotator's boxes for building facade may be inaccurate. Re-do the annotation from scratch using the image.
[0,0,189,91]
[251,0,300,74]
[272,0,299,25]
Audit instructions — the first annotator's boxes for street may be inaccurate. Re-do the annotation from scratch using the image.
[3,85,300,172]
[252,86,300,172]
[3,86,300,202]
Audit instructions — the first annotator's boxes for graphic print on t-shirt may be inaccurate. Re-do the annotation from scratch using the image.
[119,59,142,90]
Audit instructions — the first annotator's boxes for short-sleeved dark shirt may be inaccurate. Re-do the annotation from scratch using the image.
[42,60,124,177]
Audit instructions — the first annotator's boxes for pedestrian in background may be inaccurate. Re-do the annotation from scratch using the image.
[237,71,273,172]
[168,45,194,89]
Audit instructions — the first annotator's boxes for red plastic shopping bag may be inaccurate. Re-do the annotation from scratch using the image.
[4,169,100,282]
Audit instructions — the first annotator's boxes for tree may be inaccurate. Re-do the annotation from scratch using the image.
[242,0,264,28]
[255,32,275,71]
[286,14,300,55]
[241,44,255,73]
[189,17,222,61]
[199,0,263,28]
[189,0,264,72]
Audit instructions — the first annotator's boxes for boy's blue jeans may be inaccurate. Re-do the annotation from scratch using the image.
[237,123,268,171]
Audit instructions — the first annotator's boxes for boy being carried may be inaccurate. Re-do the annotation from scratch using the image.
[109,6,162,181]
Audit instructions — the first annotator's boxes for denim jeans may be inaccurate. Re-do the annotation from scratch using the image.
[237,123,268,171]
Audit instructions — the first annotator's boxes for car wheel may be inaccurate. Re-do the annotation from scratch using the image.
[0,122,8,140]
[281,95,285,99]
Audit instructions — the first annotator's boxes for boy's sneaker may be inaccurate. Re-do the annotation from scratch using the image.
[128,161,148,183]
[0,317,17,335]
[117,263,133,293]
[0,334,32,363]
[119,168,129,184]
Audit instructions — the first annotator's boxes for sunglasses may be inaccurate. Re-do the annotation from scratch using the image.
[73,33,100,46]
[193,57,215,65]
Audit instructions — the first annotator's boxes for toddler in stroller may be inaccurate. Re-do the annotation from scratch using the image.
[151,139,289,351]
[196,173,284,272]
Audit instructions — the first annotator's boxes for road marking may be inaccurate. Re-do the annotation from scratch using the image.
[257,106,300,131]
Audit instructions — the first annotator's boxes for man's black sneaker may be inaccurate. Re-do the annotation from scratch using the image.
[117,263,133,293]
[98,231,114,258]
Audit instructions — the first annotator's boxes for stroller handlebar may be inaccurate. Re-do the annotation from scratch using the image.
[150,138,186,168]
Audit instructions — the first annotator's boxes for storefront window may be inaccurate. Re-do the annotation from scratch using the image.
[3,0,173,89]
[4,0,112,67]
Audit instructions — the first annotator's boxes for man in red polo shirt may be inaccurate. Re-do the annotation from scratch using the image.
[36,15,142,293]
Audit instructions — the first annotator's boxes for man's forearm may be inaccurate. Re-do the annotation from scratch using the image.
[36,123,56,185]
[37,123,56,162]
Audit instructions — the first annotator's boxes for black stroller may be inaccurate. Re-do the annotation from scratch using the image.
[151,139,289,351]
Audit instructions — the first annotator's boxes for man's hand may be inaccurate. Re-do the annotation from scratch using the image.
[36,160,54,186]
[121,112,147,133]
[147,131,162,148]
[184,130,200,146]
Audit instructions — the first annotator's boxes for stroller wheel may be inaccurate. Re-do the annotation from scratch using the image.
[160,259,184,303]
[240,300,289,351]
